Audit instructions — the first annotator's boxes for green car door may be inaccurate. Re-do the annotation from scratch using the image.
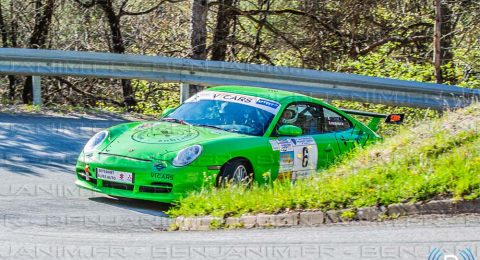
[273,102,342,180]
[321,106,358,153]
[320,107,373,151]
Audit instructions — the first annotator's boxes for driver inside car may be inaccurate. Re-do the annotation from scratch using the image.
[281,107,298,125]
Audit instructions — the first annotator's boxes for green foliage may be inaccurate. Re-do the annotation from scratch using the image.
[132,81,180,115]
[95,81,180,115]
[340,210,356,220]
[321,45,442,136]
[209,219,224,230]
[339,44,437,82]
[167,103,480,218]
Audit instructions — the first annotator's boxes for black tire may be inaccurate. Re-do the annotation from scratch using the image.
[217,159,253,187]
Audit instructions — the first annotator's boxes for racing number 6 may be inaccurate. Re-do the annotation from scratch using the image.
[302,147,309,167]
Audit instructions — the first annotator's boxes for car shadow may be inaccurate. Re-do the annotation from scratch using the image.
[0,113,129,176]
[88,196,172,218]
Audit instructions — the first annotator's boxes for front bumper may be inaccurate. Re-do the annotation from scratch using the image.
[75,153,219,203]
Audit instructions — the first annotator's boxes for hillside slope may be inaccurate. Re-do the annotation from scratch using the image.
[168,104,480,217]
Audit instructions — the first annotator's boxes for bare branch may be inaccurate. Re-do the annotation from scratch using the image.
[357,35,431,55]
[119,0,184,17]
[73,0,96,9]
[55,77,123,106]
[238,8,308,16]
[119,0,129,14]
[232,7,347,38]
[240,11,303,59]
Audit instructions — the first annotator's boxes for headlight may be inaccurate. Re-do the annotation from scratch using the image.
[172,145,202,167]
[83,130,108,154]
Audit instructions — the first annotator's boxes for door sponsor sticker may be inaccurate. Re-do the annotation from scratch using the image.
[96,168,134,184]
[279,151,294,172]
[271,137,318,179]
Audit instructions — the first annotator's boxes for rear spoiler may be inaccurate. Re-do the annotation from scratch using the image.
[340,109,404,131]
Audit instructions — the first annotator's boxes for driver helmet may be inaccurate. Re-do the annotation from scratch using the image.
[282,107,298,124]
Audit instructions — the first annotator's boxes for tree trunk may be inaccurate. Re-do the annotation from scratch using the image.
[189,0,208,96]
[433,0,442,84]
[433,0,455,84]
[9,2,18,100]
[0,2,16,101]
[99,0,136,107]
[439,2,455,84]
[191,0,208,60]
[0,3,8,45]
[211,0,235,61]
[23,0,55,104]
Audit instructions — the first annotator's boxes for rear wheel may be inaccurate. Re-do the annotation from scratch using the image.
[217,159,253,187]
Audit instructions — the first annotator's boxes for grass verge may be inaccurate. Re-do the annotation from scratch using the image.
[167,104,480,218]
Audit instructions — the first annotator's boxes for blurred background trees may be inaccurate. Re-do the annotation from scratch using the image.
[0,0,478,114]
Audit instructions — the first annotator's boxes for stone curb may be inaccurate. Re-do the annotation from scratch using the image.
[172,199,480,231]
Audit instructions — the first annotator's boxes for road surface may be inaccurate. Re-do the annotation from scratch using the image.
[0,113,479,260]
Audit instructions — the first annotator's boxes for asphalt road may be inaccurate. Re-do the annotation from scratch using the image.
[1,113,479,260]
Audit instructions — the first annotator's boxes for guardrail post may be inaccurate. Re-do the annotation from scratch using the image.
[32,76,42,106]
[180,82,191,103]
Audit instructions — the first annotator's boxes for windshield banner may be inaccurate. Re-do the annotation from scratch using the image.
[186,91,281,114]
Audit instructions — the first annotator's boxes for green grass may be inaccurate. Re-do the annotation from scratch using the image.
[167,104,480,218]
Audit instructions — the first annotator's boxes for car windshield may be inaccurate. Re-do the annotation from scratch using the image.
[164,91,280,136]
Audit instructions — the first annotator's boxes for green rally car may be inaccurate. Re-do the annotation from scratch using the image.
[75,86,403,203]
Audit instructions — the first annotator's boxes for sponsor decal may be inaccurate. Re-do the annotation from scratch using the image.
[96,168,134,184]
[274,137,318,176]
[277,171,292,181]
[132,124,199,144]
[212,93,254,103]
[279,151,294,173]
[292,170,315,181]
[153,162,167,171]
[256,99,280,109]
[291,137,315,146]
[328,121,345,126]
[279,142,294,152]
[269,140,280,150]
[186,91,281,114]
[151,172,173,181]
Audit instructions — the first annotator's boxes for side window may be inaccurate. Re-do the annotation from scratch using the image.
[321,108,352,132]
[277,103,323,135]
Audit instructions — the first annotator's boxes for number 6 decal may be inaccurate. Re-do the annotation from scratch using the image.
[276,137,318,179]
[302,147,309,167]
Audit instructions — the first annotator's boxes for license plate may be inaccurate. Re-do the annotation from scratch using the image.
[96,168,134,184]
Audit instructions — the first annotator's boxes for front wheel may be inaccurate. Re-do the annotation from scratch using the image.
[216,159,253,187]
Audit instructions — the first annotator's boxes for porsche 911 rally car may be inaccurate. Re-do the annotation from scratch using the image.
[75,86,403,202]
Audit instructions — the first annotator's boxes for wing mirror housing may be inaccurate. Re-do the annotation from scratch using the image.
[277,125,302,137]
[161,107,176,117]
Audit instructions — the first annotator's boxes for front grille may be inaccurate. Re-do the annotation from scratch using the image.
[140,182,173,193]
[151,182,173,187]
[78,172,97,185]
[103,180,134,191]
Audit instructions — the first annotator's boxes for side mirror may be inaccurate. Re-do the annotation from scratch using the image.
[277,125,302,137]
[161,107,175,117]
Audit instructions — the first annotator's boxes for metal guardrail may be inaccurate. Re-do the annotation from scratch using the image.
[0,48,478,109]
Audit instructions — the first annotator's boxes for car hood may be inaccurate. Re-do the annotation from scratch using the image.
[102,121,240,161]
